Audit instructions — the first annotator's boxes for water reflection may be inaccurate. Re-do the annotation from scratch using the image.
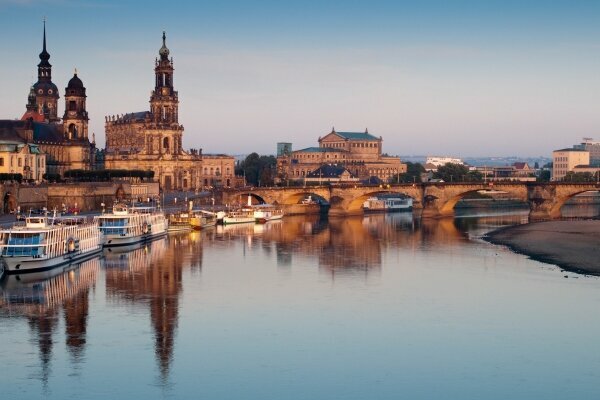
[102,235,202,383]
[207,211,530,277]
[1,208,599,399]
[0,258,99,385]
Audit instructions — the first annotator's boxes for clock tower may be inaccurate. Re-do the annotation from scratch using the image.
[63,71,89,141]
[150,31,179,126]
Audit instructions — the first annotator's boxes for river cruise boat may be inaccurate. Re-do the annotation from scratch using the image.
[222,208,256,225]
[94,204,168,247]
[167,211,192,232]
[190,210,217,230]
[253,205,284,223]
[0,216,102,274]
[363,196,413,213]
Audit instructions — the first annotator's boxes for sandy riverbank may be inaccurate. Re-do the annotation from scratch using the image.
[485,220,600,275]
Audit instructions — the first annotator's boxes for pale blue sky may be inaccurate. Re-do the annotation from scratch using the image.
[1,0,599,156]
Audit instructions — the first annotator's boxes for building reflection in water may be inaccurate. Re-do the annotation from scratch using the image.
[0,257,100,386]
[208,211,531,278]
[103,234,202,383]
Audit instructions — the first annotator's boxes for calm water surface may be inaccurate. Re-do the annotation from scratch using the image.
[1,209,599,400]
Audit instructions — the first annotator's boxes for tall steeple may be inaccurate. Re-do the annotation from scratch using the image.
[33,19,60,122]
[151,31,178,125]
[38,19,51,81]
[148,31,182,156]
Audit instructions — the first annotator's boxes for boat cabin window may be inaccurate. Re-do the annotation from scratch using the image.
[3,233,45,257]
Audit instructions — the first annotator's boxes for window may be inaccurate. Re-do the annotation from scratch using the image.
[18,158,22,167]
[0,158,3,167]
[69,100,76,111]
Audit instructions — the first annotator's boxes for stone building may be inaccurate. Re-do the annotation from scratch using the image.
[104,32,203,191]
[201,154,236,188]
[0,121,46,182]
[7,22,96,177]
[276,128,406,183]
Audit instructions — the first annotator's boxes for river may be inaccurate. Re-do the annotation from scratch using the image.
[0,207,599,399]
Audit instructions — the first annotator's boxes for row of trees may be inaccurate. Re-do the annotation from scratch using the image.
[0,173,23,183]
[235,153,277,186]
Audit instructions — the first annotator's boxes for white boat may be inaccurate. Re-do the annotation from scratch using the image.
[363,196,413,212]
[222,208,255,225]
[0,215,102,274]
[94,203,168,247]
[253,205,284,223]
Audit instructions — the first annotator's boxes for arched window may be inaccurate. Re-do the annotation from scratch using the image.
[163,137,170,152]
[68,124,77,139]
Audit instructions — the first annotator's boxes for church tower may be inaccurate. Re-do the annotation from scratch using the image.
[149,32,182,154]
[33,20,60,122]
[63,71,89,140]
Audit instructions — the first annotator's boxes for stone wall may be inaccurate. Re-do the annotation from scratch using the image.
[1,182,160,213]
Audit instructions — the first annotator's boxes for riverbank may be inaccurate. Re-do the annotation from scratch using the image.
[485,220,600,275]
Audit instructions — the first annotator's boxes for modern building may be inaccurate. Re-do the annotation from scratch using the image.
[573,138,600,166]
[0,22,96,177]
[552,148,589,181]
[276,128,406,183]
[104,32,204,191]
[277,142,292,157]
[424,156,464,171]
[473,162,536,182]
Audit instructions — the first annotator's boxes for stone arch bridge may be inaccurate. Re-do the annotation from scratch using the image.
[222,182,600,219]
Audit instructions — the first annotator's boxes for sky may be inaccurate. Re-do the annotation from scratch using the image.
[1,0,599,157]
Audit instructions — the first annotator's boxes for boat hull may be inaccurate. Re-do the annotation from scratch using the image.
[222,217,255,225]
[1,246,102,274]
[102,230,167,247]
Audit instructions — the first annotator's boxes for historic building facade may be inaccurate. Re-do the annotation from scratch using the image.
[276,129,406,183]
[14,22,96,176]
[104,33,204,191]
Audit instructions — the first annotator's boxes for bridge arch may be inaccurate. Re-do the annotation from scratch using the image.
[551,189,600,218]
[281,192,329,205]
[231,192,268,205]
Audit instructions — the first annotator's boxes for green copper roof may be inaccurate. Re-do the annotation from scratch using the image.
[334,131,379,141]
[296,147,346,153]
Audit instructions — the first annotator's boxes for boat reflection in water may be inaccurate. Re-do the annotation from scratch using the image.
[0,257,100,386]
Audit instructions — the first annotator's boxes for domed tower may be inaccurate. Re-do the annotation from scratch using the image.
[32,20,60,122]
[63,70,89,140]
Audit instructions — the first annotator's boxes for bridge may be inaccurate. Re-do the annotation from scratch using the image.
[222,182,600,219]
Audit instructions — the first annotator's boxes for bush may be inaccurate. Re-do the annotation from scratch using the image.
[0,173,23,183]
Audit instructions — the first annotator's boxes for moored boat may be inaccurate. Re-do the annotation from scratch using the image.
[363,196,413,212]
[168,211,192,232]
[0,215,102,274]
[94,203,168,247]
[254,205,284,223]
[190,210,217,230]
[222,208,255,225]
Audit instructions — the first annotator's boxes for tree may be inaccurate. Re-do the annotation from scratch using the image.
[390,162,425,183]
[563,171,595,182]
[534,161,539,169]
[538,170,551,182]
[236,153,276,186]
[434,163,481,182]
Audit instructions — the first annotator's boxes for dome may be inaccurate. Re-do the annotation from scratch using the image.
[159,31,170,60]
[33,80,59,97]
[67,73,84,89]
